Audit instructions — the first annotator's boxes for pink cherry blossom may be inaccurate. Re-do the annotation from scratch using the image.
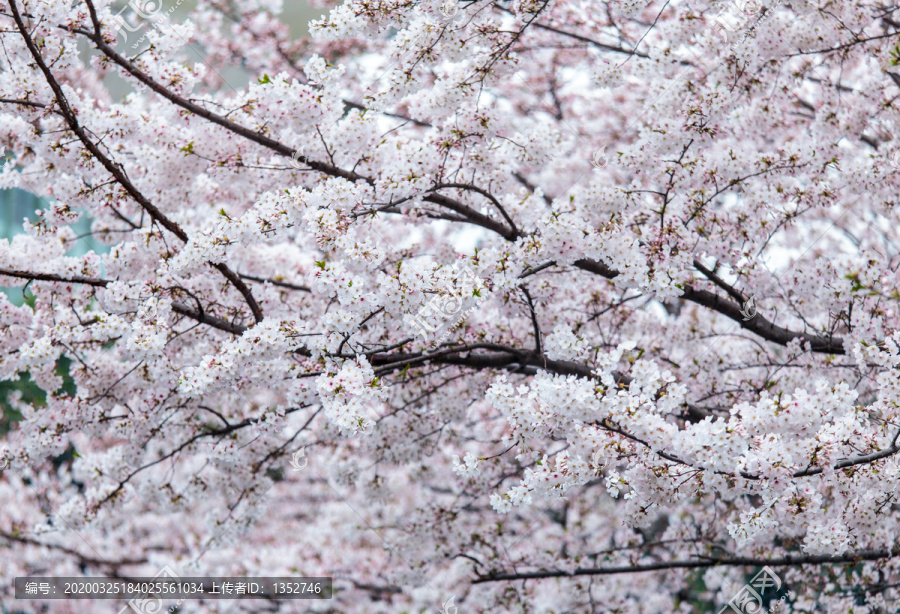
[1,0,900,610]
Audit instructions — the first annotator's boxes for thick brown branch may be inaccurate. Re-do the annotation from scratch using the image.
[473,547,900,582]
[572,259,844,354]
[434,182,519,238]
[71,15,518,242]
[73,21,360,183]
[9,0,262,322]
[29,1,846,354]
[239,273,310,292]
[2,267,892,479]
[681,285,844,354]
[603,416,900,480]
[368,343,595,380]
[0,267,245,336]
[171,302,248,336]
[0,529,146,569]
[11,3,183,243]
[0,268,109,287]
[0,97,59,113]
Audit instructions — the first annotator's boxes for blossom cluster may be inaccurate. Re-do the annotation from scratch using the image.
[1,0,900,611]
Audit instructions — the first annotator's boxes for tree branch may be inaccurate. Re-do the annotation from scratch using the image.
[0,267,246,336]
[0,529,147,569]
[473,547,900,582]
[572,259,845,354]
[9,1,263,324]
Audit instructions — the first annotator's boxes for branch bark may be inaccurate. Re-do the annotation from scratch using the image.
[572,259,845,354]
[0,267,245,336]
[473,547,900,582]
[10,0,263,324]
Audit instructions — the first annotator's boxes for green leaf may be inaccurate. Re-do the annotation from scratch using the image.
[315,259,326,270]
[258,73,272,84]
